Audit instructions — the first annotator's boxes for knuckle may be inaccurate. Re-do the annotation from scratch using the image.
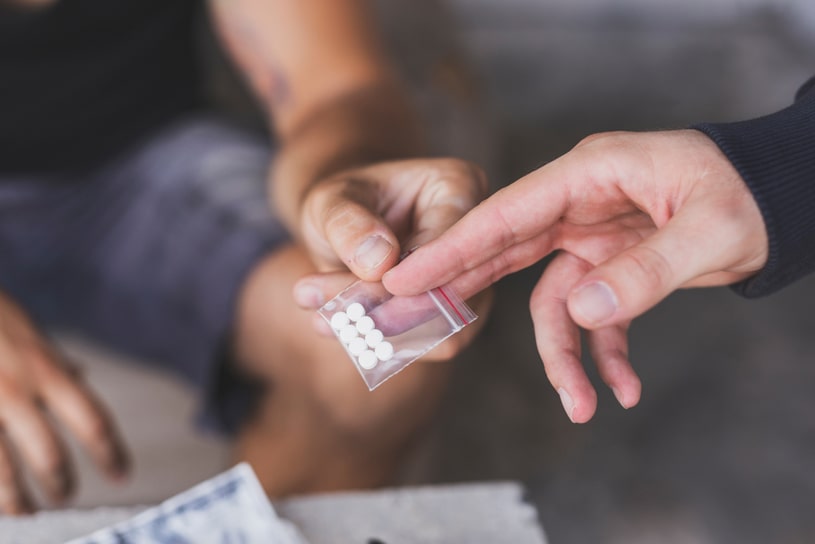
[574,131,630,151]
[431,158,487,197]
[323,199,364,236]
[620,246,673,293]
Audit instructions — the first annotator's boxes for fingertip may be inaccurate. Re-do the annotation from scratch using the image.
[381,263,408,294]
[612,375,642,410]
[293,280,325,309]
[106,447,131,483]
[382,254,431,295]
[7,497,35,516]
[571,398,598,424]
[114,452,132,482]
[95,433,132,483]
[381,267,397,290]
[557,386,597,424]
[43,467,75,504]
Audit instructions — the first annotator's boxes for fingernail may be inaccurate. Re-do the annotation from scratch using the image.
[571,281,618,325]
[354,235,393,271]
[612,387,628,409]
[294,283,324,308]
[557,387,575,422]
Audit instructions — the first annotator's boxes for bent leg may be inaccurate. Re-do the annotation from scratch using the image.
[232,244,451,495]
[9,113,452,496]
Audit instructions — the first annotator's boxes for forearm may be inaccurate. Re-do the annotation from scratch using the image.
[210,0,424,233]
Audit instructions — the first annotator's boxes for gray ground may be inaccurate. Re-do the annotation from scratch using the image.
[26,2,815,543]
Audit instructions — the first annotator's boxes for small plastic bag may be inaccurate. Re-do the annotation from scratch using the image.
[318,280,477,390]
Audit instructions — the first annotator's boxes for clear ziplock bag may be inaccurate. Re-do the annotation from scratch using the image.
[319,280,477,390]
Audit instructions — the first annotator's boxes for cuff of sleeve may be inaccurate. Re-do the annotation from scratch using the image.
[795,76,815,100]
[692,90,815,298]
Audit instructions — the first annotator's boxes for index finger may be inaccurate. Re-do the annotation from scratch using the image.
[383,162,570,295]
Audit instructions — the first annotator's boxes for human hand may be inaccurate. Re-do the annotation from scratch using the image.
[297,157,487,280]
[383,130,768,421]
[292,158,492,358]
[0,291,129,514]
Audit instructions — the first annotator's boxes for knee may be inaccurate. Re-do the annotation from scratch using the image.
[308,359,451,444]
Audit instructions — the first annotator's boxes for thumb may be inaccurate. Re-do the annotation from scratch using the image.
[302,182,400,281]
[566,207,739,329]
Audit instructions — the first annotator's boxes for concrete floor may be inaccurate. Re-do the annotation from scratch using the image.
[29,2,815,543]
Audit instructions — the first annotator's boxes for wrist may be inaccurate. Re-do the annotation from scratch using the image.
[271,82,426,234]
[693,90,815,297]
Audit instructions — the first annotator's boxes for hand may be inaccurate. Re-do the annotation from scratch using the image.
[0,291,129,514]
[298,157,488,280]
[293,157,492,356]
[383,130,768,421]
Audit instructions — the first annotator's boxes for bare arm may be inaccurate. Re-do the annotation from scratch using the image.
[209,0,424,233]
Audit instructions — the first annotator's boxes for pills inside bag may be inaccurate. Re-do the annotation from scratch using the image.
[319,280,477,390]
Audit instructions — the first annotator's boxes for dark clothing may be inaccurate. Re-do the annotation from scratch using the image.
[0,0,201,175]
[695,77,815,298]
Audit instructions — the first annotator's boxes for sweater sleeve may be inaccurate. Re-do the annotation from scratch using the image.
[693,76,815,298]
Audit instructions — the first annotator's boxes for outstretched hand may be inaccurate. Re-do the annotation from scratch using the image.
[383,130,767,422]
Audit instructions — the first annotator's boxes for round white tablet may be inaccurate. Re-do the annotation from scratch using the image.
[330,311,350,330]
[339,324,359,344]
[346,302,365,322]
[365,329,384,348]
[348,337,367,356]
[375,341,394,361]
[355,315,375,335]
[358,349,378,370]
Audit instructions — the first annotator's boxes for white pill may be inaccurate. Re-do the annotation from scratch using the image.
[365,329,384,348]
[348,337,367,356]
[330,311,350,330]
[375,341,394,361]
[358,349,378,370]
[346,302,365,322]
[355,315,375,335]
[339,324,359,344]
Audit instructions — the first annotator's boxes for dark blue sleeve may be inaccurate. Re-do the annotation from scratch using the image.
[692,77,815,298]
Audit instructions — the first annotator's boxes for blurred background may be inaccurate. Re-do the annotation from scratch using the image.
[58,1,815,543]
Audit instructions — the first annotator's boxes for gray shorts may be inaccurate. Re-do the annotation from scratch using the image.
[0,116,289,434]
